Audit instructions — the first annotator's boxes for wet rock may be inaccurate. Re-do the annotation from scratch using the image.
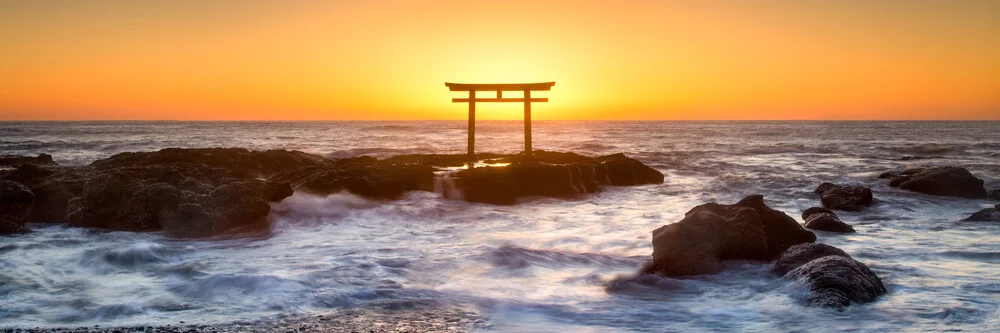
[785,255,887,308]
[66,165,293,238]
[0,153,57,168]
[963,204,1000,222]
[642,195,815,277]
[598,153,664,186]
[801,207,855,233]
[989,189,1000,201]
[735,195,818,259]
[815,182,872,211]
[92,148,330,179]
[0,180,34,234]
[879,166,986,199]
[271,163,435,200]
[456,153,661,205]
[772,243,851,275]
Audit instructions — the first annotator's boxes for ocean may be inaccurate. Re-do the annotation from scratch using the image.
[1,121,998,331]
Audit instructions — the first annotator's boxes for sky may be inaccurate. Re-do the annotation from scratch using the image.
[1,0,998,120]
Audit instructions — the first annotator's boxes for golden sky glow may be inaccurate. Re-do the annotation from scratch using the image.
[1,1,998,120]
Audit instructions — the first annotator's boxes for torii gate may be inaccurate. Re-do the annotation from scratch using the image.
[445,82,555,166]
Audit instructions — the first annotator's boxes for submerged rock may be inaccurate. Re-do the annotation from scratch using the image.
[785,255,887,308]
[0,153,57,168]
[879,166,986,199]
[801,207,856,233]
[0,180,34,234]
[963,204,1000,222]
[815,183,873,211]
[772,243,851,275]
[642,195,815,277]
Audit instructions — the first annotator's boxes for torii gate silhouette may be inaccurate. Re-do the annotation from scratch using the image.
[445,82,555,167]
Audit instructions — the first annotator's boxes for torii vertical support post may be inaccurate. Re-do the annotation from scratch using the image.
[445,82,555,167]
[467,90,476,160]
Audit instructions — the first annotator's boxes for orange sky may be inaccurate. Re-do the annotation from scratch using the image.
[1,1,998,120]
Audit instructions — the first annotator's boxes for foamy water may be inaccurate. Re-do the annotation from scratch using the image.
[1,121,999,331]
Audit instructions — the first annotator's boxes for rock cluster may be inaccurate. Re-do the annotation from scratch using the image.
[801,207,855,233]
[815,182,873,211]
[0,148,663,236]
[879,166,987,199]
[641,195,815,277]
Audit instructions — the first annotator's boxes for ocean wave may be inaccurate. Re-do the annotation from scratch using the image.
[79,243,191,273]
[483,245,644,270]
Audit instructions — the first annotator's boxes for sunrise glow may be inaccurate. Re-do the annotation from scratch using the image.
[1,1,998,120]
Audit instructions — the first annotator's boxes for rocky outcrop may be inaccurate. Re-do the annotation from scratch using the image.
[879,166,987,199]
[963,204,1000,222]
[802,207,856,233]
[785,255,887,308]
[0,153,57,168]
[457,153,663,205]
[815,183,872,211]
[772,243,851,275]
[642,195,815,277]
[989,190,1000,201]
[0,180,34,234]
[90,148,330,179]
[65,165,293,238]
[0,148,662,237]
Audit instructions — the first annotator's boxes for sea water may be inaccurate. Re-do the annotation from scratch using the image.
[1,121,998,331]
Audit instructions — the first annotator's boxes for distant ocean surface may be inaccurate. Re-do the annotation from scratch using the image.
[1,121,999,331]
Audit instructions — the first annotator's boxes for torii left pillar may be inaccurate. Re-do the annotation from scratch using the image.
[445,82,556,167]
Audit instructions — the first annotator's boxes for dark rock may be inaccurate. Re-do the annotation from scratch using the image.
[642,195,815,277]
[785,255,887,308]
[963,204,1000,222]
[815,182,873,211]
[0,180,34,234]
[66,165,293,238]
[271,163,435,200]
[989,189,1000,201]
[801,207,856,233]
[879,166,986,199]
[456,153,662,205]
[0,153,56,168]
[598,153,664,186]
[735,195,818,259]
[91,148,330,179]
[772,243,851,275]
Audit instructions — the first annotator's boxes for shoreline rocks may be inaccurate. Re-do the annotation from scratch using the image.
[642,195,815,277]
[802,207,856,233]
[0,148,662,237]
[815,182,872,211]
[879,166,987,199]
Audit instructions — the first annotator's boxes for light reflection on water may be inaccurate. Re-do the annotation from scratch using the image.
[0,121,999,331]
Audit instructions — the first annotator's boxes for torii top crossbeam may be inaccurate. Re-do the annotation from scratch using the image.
[445,82,555,166]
